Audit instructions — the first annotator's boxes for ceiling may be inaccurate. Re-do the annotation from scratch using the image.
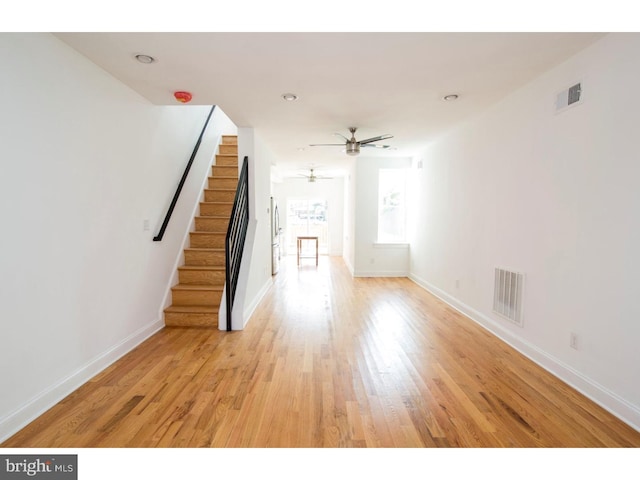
[55,32,604,178]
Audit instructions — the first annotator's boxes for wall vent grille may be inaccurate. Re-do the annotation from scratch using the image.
[556,82,583,112]
[493,268,524,326]
[567,83,582,105]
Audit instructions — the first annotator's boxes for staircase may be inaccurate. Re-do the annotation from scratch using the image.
[164,135,238,327]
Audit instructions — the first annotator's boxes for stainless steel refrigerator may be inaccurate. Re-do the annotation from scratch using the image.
[270,196,281,275]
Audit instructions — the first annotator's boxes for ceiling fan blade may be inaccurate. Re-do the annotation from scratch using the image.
[309,143,345,147]
[333,133,349,142]
[361,144,391,149]
[358,134,393,145]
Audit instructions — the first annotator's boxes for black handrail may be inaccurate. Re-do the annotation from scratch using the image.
[153,105,216,241]
[225,156,250,331]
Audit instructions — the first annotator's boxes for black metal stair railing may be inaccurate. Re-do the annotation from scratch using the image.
[225,156,250,331]
[153,105,216,242]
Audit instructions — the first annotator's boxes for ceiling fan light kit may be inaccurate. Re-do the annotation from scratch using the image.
[299,168,333,183]
[346,143,360,156]
[309,127,393,157]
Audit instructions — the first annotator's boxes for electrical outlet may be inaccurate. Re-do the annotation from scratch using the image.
[455,279,460,289]
[570,332,578,350]
[143,219,150,231]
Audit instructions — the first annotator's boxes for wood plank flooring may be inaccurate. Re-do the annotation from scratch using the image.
[3,255,640,447]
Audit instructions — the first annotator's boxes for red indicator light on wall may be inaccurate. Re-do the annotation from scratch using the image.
[174,91,193,103]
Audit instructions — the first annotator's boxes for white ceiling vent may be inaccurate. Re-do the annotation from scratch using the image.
[555,82,583,113]
[493,268,524,327]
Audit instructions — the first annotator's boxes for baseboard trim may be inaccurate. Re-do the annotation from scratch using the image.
[408,272,640,433]
[0,319,164,443]
[241,277,272,329]
[342,256,355,276]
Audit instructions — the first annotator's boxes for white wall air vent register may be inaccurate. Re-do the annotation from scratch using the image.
[493,268,524,326]
[555,82,583,113]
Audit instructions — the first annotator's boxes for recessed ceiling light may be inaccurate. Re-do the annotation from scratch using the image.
[443,94,459,101]
[135,54,156,64]
[282,93,298,101]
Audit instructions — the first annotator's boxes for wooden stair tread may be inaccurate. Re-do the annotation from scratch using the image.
[185,247,225,251]
[178,265,225,271]
[171,284,223,291]
[164,305,219,313]
[189,225,227,235]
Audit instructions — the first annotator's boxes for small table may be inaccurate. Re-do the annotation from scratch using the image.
[297,236,318,266]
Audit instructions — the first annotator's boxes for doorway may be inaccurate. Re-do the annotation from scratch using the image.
[285,198,329,255]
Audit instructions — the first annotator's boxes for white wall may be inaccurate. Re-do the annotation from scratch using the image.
[354,156,412,276]
[408,33,640,430]
[0,33,235,441]
[272,176,345,257]
[342,160,357,274]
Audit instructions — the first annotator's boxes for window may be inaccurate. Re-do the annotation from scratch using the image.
[286,198,329,254]
[377,168,407,243]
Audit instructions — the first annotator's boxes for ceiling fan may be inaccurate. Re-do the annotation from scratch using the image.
[310,127,393,156]
[298,168,333,183]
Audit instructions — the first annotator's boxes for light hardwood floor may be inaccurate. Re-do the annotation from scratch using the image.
[3,256,640,447]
